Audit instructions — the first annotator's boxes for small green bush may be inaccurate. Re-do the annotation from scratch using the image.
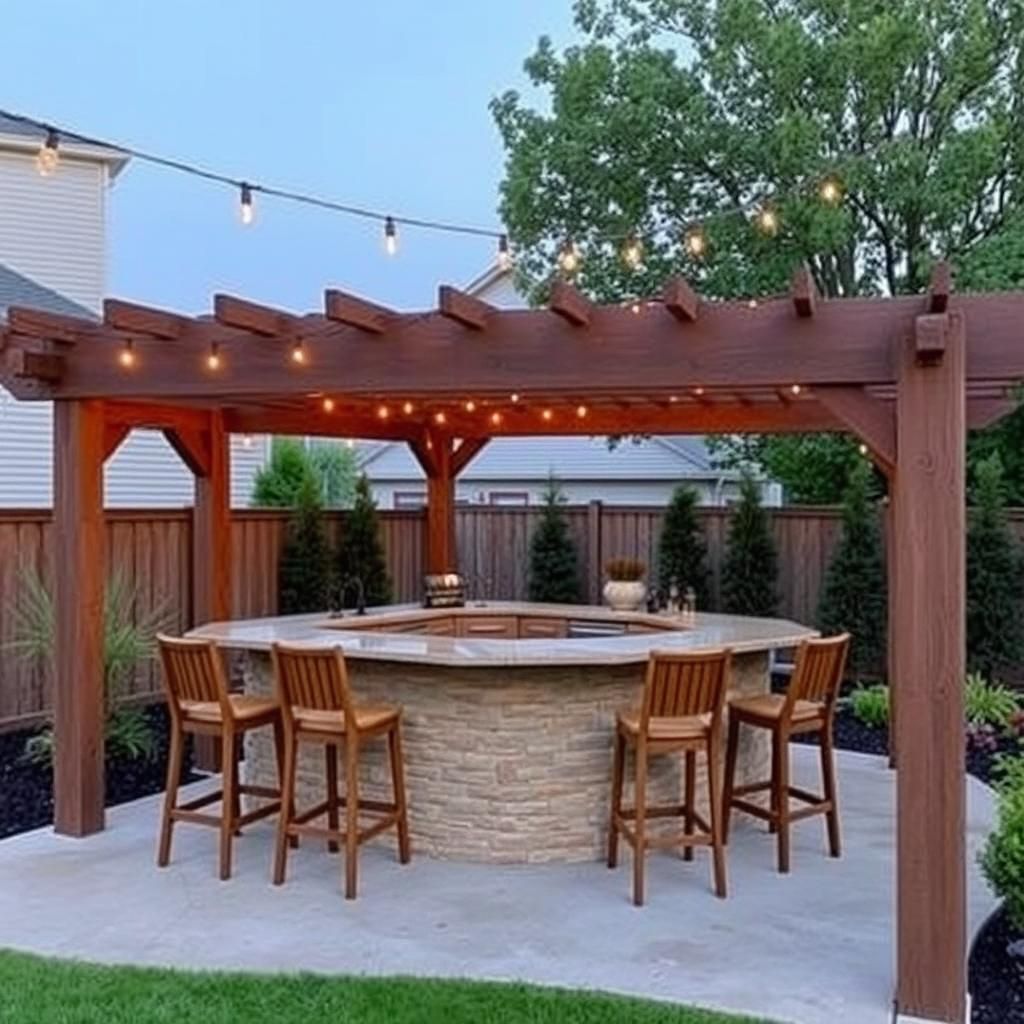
[965,672,1021,730]
[981,756,1024,931]
[848,684,890,729]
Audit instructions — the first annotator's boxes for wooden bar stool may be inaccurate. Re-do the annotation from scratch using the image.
[156,634,284,880]
[607,648,731,906]
[270,642,411,899]
[723,633,850,874]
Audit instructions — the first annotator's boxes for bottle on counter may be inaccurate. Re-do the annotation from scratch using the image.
[668,581,680,616]
[683,585,697,623]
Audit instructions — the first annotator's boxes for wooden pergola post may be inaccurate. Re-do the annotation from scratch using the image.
[892,311,966,1023]
[53,399,107,836]
[190,411,232,624]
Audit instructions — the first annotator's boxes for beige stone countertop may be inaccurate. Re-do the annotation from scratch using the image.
[189,603,817,668]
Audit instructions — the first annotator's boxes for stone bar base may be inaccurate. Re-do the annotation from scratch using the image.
[244,651,770,864]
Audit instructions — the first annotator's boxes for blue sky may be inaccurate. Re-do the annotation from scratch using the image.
[1,1,575,312]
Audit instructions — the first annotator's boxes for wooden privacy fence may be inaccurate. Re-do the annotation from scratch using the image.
[6,499,1004,732]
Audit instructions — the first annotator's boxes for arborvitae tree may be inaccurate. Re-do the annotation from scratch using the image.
[278,473,333,614]
[721,472,778,617]
[967,453,1024,678]
[657,485,710,607]
[817,459,886,680]
[251,437,312,507]
[528,479,582,603]
[337,474,391,608]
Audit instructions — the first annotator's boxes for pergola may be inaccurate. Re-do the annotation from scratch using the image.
[1,261,1019,1023]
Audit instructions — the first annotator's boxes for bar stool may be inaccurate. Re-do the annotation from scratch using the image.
[156,634,284,880]
[723,633,850,873]
[270,642,411,899]
[607,647,731,906]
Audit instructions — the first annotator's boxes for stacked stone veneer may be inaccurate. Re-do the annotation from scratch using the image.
[244,652,770,864]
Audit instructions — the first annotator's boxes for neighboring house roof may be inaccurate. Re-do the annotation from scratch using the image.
[357,435,732,482]
[0,111,130,177]
[0,261,96,319]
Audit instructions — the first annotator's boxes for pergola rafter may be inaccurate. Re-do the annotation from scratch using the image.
[1,261,1019,1024]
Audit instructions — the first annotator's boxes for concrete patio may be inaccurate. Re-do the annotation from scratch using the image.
[0,747,996,1024]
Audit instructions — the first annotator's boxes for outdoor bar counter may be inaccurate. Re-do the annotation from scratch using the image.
[192,603,816,863]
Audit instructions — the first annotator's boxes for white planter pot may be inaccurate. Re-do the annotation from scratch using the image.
[603,579,646,612]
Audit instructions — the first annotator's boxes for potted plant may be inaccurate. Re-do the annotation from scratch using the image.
[603,558,647,612]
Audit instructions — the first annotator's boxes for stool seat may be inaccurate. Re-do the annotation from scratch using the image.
[616,709,712,744]
[729,693,824,726]
[180,694,279,725]
[292,704,400,736]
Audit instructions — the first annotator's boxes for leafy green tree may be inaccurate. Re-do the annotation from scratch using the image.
[721,472,778,617]
[495,0,1024,502]
[251,438,315,508]
[337,474,391,608]
[966,454,1024,678]
[309,443,359,508]
[817,459,887,679]
[528,479,582,603]
[278,473,333,615]
[657,485,710,607]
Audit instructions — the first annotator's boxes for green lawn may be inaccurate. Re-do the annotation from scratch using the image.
[0,950,776,1024]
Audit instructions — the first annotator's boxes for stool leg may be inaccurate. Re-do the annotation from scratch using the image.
[231,734,243,837]
[607,731,625,869]
[776,729,791,874]
[769,729,781,835]
[633,741,648,907]
[272,730,297,885]
[326,744,340,854]
[157,721,184,867]
[219,727,237,881]
[821,721,841,858]
[683,750,696,862]
[344,736,360,899]
[707,732,727,899]
[722,715,740,845]
[388,722,411,864]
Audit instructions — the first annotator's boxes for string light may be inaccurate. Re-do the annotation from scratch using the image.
[621,235,643,270]
[858,443,869,456]
[206,342,221,370]
[490,411,503,427]
[790,384,802,395]
[557,240,580,275]
[694,387,705,397]
[464,400,476,413]
[510,392,520,403]
[669,394,679,403]
[291,339,306,364]
[755,206,779,236]
[541,408,553,422]
[402,400,414,415]
[384,216,398,256]
[377,404,390,419]
[434,411,446,425]
[322,397,335,413]
[497,234,512,271]
[684,225,707,259]
[819,177,843,206]
[576,404,587,419]
[118,339,136,368]
[239,182,254,225]
[36,128,59,176]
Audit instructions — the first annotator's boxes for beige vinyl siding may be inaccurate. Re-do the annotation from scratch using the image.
[0,149,106,312]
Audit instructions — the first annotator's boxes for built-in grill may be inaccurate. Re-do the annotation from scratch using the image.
[422,573,466,609]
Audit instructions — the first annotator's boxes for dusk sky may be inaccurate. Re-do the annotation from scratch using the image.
[1,1,576,312]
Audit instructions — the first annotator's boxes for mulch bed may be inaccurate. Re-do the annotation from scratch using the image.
[0,703,196,841]
[796,703,1023,1023]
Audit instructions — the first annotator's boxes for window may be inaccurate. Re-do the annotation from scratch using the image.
[488,491,530,506]
[394,491,427,509]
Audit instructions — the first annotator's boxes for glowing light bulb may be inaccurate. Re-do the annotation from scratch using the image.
[497,234,512,271]
[377,404,389,420]
[621,235,643,270]
[541,408,553,422]
[819,177,843,206]
[241,434,255,449]
[322,397,335,413]
[206,342,222,370]
[630,302,641,315]
[464,400,476,413]
[434,411,447,425]
[402,400,414,415]
[557,240,580,275]
[36,129,59,176]
[669,394,679,403]
[790,384,802,395]
[510,392,520,403]
[694,387,705,397]
[118,340,136,368]
[490,411,503,426]
[239,183,254,225]
[755,207,779,236]
[858,443,869,456]
[384,216,398,256]
[684,226,706,259]
[576,405,587,419]
[291,340,306,364]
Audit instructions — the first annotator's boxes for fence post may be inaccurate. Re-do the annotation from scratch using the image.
[587,500,602,604]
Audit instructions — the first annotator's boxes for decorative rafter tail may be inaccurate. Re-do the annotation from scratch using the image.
[323,289,394,334]
[103,299,189,339]
[438,286,494,330]
[8,348,64,381]
[928,262,952,314]
[915,313,948,365]
[213,294,295,336]
[662,277,699,322]
[790,264,817,318]
[548,280,591,327]
[6,306,92,343]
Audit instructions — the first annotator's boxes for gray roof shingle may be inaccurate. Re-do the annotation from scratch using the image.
[0,262,96,319]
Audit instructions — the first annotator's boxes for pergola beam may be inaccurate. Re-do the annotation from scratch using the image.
[549,280,591,326]
[927,262,951,314]
[324,289,395,333]
[790,264,817,318]
[438,286,494,330]
[214,294,296,336]
[104,298,189,339]
[813,386,897,476]
[662,277,700,322]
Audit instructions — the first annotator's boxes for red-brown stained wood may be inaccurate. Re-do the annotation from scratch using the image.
[451,437,489,476]
[8,349,63,382]
[662,277,699,322]
[213,294,295,336]
[103,422,131,462]
[6,306,94,343]
[323,289,394,333]
[928,262,951,314]
[790,264,817,318]
[813,386,896,476]
[53,399,106,836]
[893,311,966,1022]
[914,313,948,365]
[192,411,231,625]
[104,299,189,339]
[438,286,494,330]
[424,436,456,573]
[163,426,212,478]
[549,280,591,327]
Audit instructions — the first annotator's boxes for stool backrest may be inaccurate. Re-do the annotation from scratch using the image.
[271,643,355,729]
[158,634,231,721]
[787,634,850,714]
[640,648,731,730]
